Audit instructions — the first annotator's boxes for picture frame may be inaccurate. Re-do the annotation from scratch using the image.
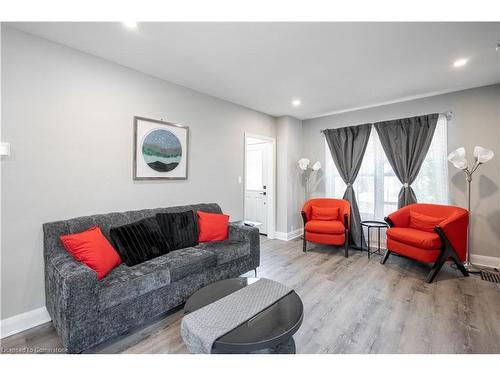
[133,116,189,180]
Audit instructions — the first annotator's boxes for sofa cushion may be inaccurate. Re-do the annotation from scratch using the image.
[98,254,172,310]
[60,226,122,280]
[386,227,442,249]
[305,231,345,246]
[305,219,345,234]
[197,210,229,242]
[163,247,217,282]
[409,211,445,233]
[110,217,170,266]
[93,212,131,240]
[156,211,199,251]
[387,237,442,263]
[311,206,339,221]
[195,240,251,265]
[66,216,97,235]
[124,209,155,223]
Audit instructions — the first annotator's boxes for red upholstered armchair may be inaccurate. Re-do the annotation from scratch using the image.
[381,203,469,283]
[302,198,350,257]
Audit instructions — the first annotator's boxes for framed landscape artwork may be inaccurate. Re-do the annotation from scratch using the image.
[134,116,189,180]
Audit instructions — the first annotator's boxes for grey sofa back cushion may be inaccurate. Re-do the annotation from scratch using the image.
[43,203,222,256]
[124,209,155,223]
[94,212,130,239]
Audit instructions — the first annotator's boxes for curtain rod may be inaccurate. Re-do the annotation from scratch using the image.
[320,111,452,134]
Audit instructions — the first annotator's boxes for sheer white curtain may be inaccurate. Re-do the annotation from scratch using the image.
[325,115,449,222]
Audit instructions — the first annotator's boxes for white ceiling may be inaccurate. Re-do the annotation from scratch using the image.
[9,22,500,119]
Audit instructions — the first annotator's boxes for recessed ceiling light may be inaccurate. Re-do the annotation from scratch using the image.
[122,22,138,29]
[453,58,468,68]
[292,99,301,107]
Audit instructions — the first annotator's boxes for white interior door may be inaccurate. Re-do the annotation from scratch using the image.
[244,140,269,235]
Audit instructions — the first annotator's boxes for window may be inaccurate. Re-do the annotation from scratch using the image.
[246,148,263,191]
[325,115,449,221]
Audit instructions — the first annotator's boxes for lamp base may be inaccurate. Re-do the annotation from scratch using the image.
[463,261,482,274]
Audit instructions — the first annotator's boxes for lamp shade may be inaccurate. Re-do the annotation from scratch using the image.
[312,161,321,171]
[448,147,468,170]
[298,158,310,171]
[474,146,494,164]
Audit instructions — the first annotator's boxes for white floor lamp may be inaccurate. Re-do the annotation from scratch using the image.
[448,146,494,272]
[298,158,321,201]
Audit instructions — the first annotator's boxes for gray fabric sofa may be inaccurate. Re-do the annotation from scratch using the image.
[43,203,260,353]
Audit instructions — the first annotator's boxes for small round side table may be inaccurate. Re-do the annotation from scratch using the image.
[360,220,389,258]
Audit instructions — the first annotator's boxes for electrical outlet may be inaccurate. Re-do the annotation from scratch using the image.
[0,142,11,156]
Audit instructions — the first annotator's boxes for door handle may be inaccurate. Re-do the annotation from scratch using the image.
[259,192,267,196]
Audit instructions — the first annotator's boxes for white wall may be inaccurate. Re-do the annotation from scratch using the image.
[303,84,500,259]
[0,27,277,320]
[276,116,304,235]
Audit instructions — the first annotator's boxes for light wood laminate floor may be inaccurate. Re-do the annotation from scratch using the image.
[2,236,500,354]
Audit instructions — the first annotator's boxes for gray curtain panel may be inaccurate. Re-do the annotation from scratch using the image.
[324,124,372,248]
[374,113,439,208]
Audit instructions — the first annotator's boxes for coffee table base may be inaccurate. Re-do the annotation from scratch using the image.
[211,338,296,354]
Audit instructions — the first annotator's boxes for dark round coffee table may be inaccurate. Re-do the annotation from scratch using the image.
[183,277,304,354]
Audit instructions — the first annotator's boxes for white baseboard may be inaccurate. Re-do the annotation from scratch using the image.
[1,306,51,339]
[470,254,500,269]
[274,231,286,240]
[275,228,304,241]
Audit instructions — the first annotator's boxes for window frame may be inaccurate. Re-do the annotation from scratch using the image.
[325,115,449,221]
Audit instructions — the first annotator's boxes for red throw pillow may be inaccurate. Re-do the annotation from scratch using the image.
[311,206,339,221]
[197,211,230,242]
[60,226,122,280]
[409,211,445,233]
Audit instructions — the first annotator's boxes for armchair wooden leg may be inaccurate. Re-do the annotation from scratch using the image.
[380,250,391,264]
[427,250,469,283]
[426,245,451,283]
[431,226,470,282]
[426,256,446,283]
[301,211,308,253]
[344,231,349,258]
[449,253,469,278]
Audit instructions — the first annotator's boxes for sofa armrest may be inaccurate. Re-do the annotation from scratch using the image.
[301,211,308,227]
[45,251,99,349]
[435,211,469,262]
[387,205,412,227]
[384,216,395,228]
[228,223,260,268]
[438,211,468,229]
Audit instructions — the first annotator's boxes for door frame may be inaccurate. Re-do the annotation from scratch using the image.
[244,132,276,239]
